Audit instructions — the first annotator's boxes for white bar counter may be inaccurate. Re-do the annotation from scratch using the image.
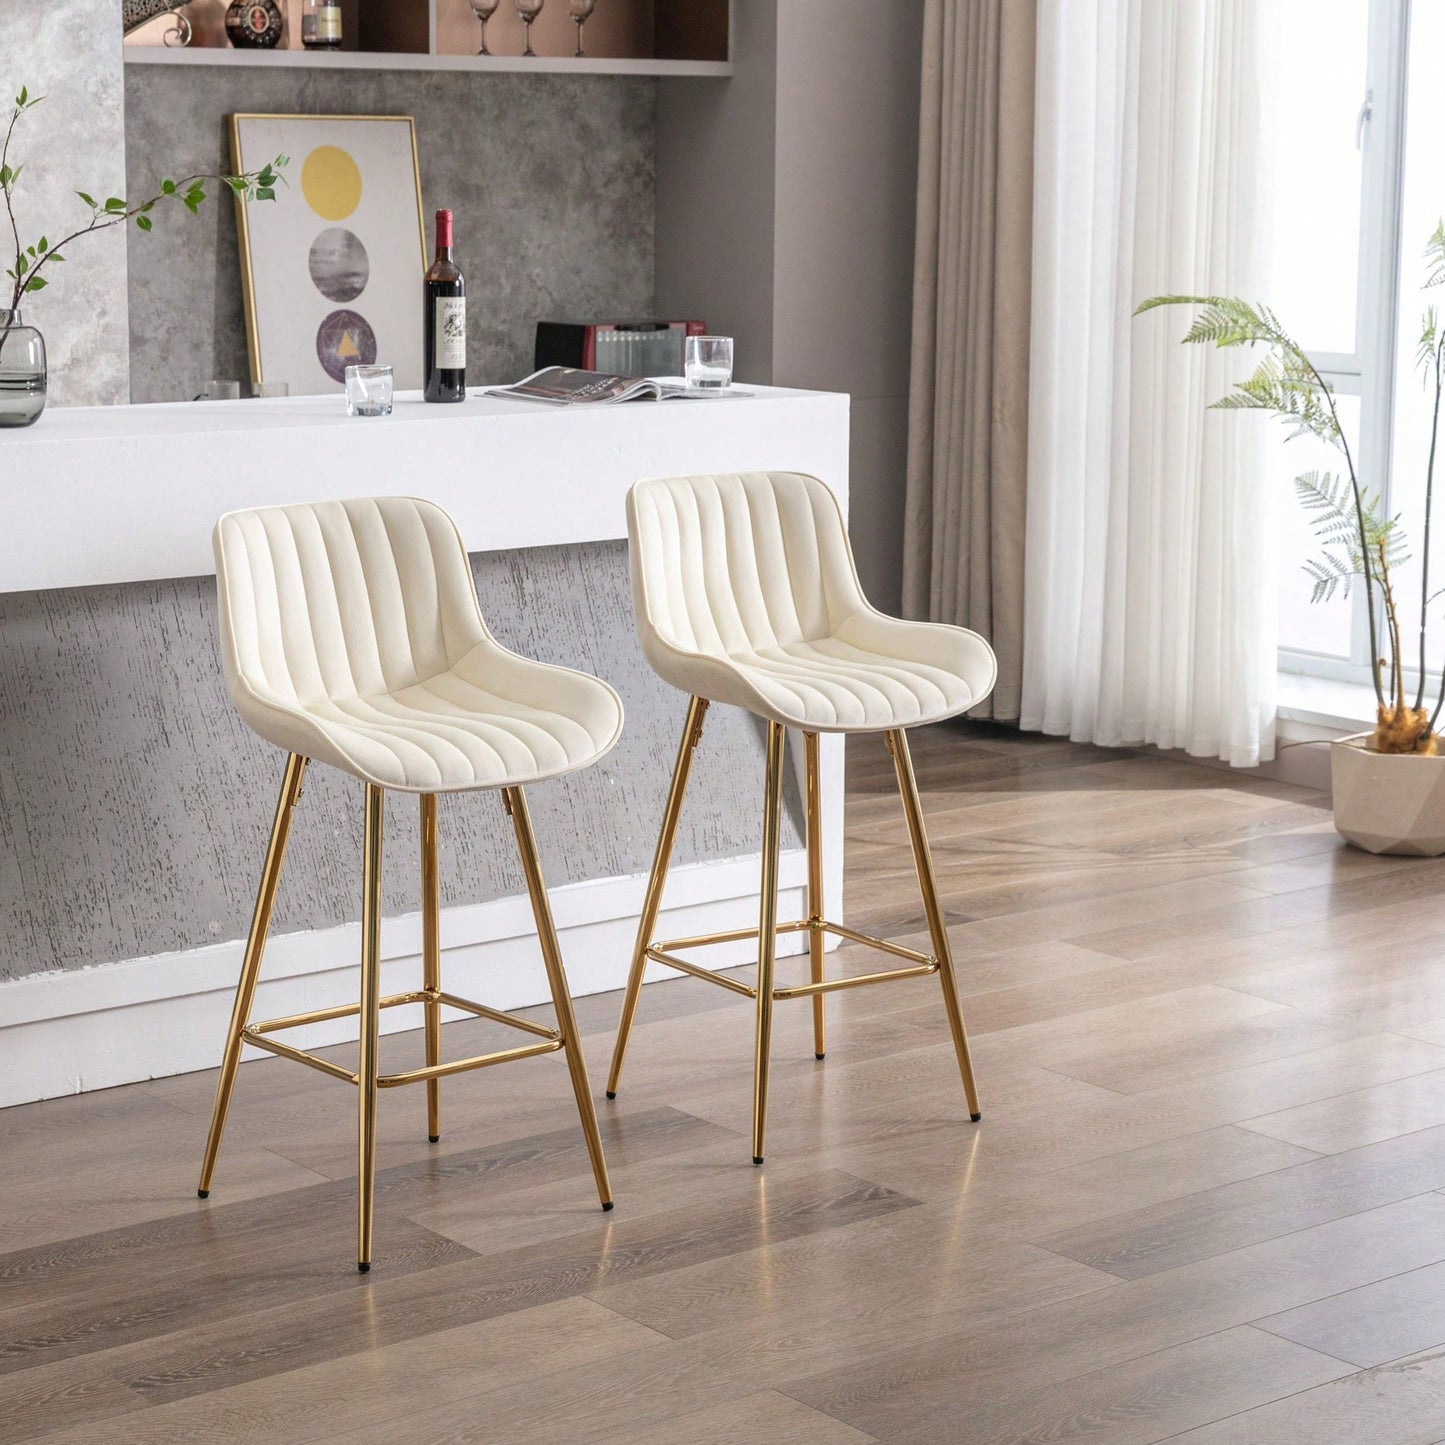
[0,383,849,592]
[0,383,852,1105]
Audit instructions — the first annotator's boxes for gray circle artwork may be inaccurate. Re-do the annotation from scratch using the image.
[307,227,370,304]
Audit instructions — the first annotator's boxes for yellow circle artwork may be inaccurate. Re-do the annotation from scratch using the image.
[300,146,363,222]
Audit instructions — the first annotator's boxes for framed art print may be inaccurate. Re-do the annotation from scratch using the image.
[230,114,426,394]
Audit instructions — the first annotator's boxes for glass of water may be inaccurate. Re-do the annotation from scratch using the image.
[685,335,733,390]
[346,364,394,417]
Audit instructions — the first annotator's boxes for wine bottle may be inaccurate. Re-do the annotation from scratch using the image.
[424,210,466,404]
[302,0,343,49]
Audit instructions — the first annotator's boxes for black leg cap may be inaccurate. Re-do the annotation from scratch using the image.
[358,1261,371,1274]
[753,1156,765,1167]
[196,1189,209,1199]
[601,1200,615,1212]
[970,1112,982,1123]
[815,1052,826,1061]
[605,1090,617,1100]
[428,1134,440,1143]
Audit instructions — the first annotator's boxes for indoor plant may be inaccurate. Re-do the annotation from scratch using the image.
[0,84,285,426]
[1141,225,1445,853]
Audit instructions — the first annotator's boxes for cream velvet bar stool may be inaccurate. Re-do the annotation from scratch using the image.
[607,471,997,1165]
[198,496,620,1271]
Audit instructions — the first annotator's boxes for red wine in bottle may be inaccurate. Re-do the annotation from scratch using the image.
[424,209,466,403]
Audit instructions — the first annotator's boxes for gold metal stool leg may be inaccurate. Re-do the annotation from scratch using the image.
[357,783,385,1272]
[753,721,787,1164]
[420,793,442,1143]
[606,695,709,1099]
[804,731,826,1061]
[888,728,982,1121]
[197,752,308,1199]
[505,786,614,1210]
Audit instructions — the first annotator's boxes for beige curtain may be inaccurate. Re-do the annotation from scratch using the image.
[903,0,1036,721]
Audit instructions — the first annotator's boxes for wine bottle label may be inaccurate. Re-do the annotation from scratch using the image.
[435,297,466,370]
[317,6,341,38]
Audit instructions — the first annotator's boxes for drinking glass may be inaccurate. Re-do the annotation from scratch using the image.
[568,0,597,56]
[685,335,733,390]
[469,0,500,55]
[251,380,290,399]
[514,0,544,56]
[346,364,394,417]
[198,380,242,401]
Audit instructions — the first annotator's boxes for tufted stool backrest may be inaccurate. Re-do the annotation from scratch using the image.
[626,471,866,664]
[213,496,486,712]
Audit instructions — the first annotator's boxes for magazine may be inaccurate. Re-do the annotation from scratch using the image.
[487,367,748,405]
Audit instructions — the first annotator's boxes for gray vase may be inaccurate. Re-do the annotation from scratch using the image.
[0,310,48,428]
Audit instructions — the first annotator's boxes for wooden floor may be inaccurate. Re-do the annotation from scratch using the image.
[7,722,1445,1443]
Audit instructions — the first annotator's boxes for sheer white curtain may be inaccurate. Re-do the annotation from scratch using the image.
[1020,0,1277,767]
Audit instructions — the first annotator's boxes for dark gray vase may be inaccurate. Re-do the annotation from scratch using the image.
[0,310,48,428]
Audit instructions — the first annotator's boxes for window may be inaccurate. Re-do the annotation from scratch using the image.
[1384,0,1445,681]
[1272,0,1419,687]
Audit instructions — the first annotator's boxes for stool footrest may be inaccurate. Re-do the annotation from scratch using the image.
[645,920,939,1000]
[645,946,758,997]
[772,960,938,999]
[241,1029,359,1082]
[376,1038,563,1086]
[241,988,564,1088]
[655,919,812,953]
[431,990,560,1040]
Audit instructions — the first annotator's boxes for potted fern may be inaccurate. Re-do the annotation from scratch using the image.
[1141,224,1445,855]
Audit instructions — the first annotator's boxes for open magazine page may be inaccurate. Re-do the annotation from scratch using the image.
[487,367,750,404]
[492,368,660,404]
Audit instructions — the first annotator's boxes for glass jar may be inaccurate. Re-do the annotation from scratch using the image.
[0,310,47,428]
[302,0,343,48]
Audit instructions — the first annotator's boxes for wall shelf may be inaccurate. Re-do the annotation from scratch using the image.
[122,46,730,76]
[123,0,731,77]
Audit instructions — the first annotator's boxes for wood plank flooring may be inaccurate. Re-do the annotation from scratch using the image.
[6,720,1445,1442]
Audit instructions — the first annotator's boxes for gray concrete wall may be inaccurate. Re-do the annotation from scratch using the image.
[654,5,776,382]
[2,0,131,406]
[772,0,923,616]
[0,542,798,981]
[1,14,906,985]
[123,67,656,401]
[656,0,923,612]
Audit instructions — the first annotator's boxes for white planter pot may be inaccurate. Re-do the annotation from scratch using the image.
[1331,733,1445,855]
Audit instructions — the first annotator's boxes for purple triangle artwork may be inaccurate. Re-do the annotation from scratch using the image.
[316,310,378,383]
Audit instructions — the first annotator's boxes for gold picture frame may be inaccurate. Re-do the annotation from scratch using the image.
[229,113,428,391]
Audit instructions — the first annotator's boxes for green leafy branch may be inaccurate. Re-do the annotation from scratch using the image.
[1415,284,1445,722]
[1,85,286,346]
[1139,230,1445,751]
[1135,292,1386,711]
[1294,469,1406,604]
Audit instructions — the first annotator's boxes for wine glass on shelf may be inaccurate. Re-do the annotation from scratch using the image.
[514,0,544,56]
[469,0,501,55]
[568,0,597,57]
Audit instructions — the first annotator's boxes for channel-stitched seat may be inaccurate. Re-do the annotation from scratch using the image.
[200,495,617,1272]
[214,497,622,791]
[610,471,999,1167]
[626,470,996,732]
